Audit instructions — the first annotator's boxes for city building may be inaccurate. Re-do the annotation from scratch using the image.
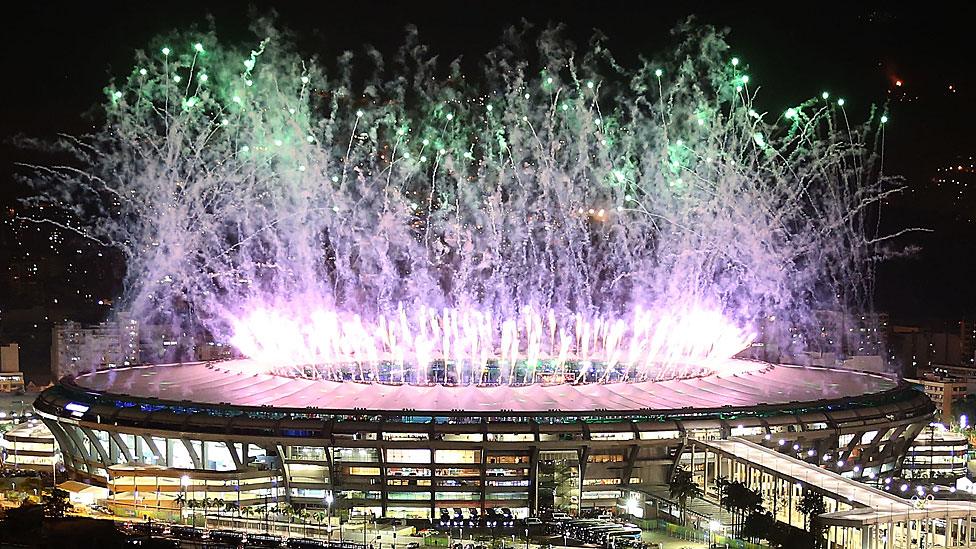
[50,314,139,380]
[902,424,969,482]
[34,358,933,520]
[0,343,25,393]
[0,419,58,472]
[904,376,970,420]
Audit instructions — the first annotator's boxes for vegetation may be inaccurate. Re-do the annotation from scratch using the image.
[668,466,702,525]
[41,488,72,518]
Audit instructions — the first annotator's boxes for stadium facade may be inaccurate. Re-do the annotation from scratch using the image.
[33,359,934,519]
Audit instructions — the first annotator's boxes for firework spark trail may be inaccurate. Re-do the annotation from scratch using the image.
[19,21,906,385]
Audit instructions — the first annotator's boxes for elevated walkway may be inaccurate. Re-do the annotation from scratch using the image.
[696,437,976,548]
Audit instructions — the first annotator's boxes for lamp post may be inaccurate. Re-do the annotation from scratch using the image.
[326,491,335,543]
[180,475,190,525]
[708,520,721,546]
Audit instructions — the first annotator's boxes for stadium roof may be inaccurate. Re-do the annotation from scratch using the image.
[69,359,899,414]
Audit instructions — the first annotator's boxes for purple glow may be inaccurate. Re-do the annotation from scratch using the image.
[229,302,755,383]
[23,24,899,386]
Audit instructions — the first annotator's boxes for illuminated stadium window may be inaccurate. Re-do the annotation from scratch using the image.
[486,479,529,487]
[587,454,624,463]
[288,463,328,482]
[486,468,528,477]
[730,426,764,437]
[291,488,328,498]
[387,467,431,477]
[879,427,897,442]
[288,446,327,460]
[688,428,722,440]
[138,441,157,465]
[171,440,194,469]
[639,430,680,440]
[437,478,480,486]
[389,478,434,486]
[387,506,431,519]
[487,433,534,442]
[436,467,480,477]
[583,478,622,485]
[804,422,829,431]
[582,490,621,499]
[590,432,635,441]
[205,440,236,471]
[435,491,480,500]
[386,449,432,463]
[490,491,528,500]
[838,433,855,447]
[861,430,879,444]
[93,429,110,456]
[389,491,431,500]
[247,443,267,461]
[119,433,136,457]
[442,433,484,442]
[434,449,480,464]
[348,466,381,476]
[383,432,429,441]
[487,455,528,464]
[334,447,379,462]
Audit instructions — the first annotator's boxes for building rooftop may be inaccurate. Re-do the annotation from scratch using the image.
[68,359,901,414]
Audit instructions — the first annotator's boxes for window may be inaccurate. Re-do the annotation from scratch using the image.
[348,467,381,476]
[639,430,680,440]
[590,432,634,441]
[435,450,480,464]
[387,449,431,464]
[587,454,624,463]
[335,448,379,462]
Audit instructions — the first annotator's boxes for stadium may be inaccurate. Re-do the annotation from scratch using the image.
[33,358,934,520]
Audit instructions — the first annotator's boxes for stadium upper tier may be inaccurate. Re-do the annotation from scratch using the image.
[67,359,899,414]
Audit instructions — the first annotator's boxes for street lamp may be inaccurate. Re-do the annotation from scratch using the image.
[325,491,334,543]
[708,520,721,546]
[180,475,190,525]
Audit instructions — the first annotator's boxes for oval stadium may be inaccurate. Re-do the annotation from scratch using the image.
[30,358,934,521]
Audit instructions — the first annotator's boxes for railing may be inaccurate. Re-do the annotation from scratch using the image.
[642,519,769,549]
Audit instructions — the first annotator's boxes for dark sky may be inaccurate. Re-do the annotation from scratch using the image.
[1,1,974,322]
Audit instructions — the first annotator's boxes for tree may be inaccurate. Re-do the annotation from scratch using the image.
[740,511,775,544]
[668,467,702,525]
[224,500,239,518]
[187,499,199,527]
[42,488,72,518]
[718,480,763,537]
[175,493,187,524]
[552,461,579,514]
[796,491,827,548]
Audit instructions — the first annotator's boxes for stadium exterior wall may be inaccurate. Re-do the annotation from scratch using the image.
[33,364,935,519]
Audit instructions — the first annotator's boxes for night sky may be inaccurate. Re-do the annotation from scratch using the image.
[1,2,974,377]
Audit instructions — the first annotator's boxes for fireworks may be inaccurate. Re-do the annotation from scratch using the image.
[19,21,902,385]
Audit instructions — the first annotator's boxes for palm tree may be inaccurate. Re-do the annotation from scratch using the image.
[719,480,762,537]
[668,466,703,525]
[796,491,827,548]
[299,507,310,537]
[175,493,186,524]
[224,500,239,519]
[187,499,199,527]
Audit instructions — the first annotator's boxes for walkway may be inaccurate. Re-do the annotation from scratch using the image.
[699,437,976,548]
